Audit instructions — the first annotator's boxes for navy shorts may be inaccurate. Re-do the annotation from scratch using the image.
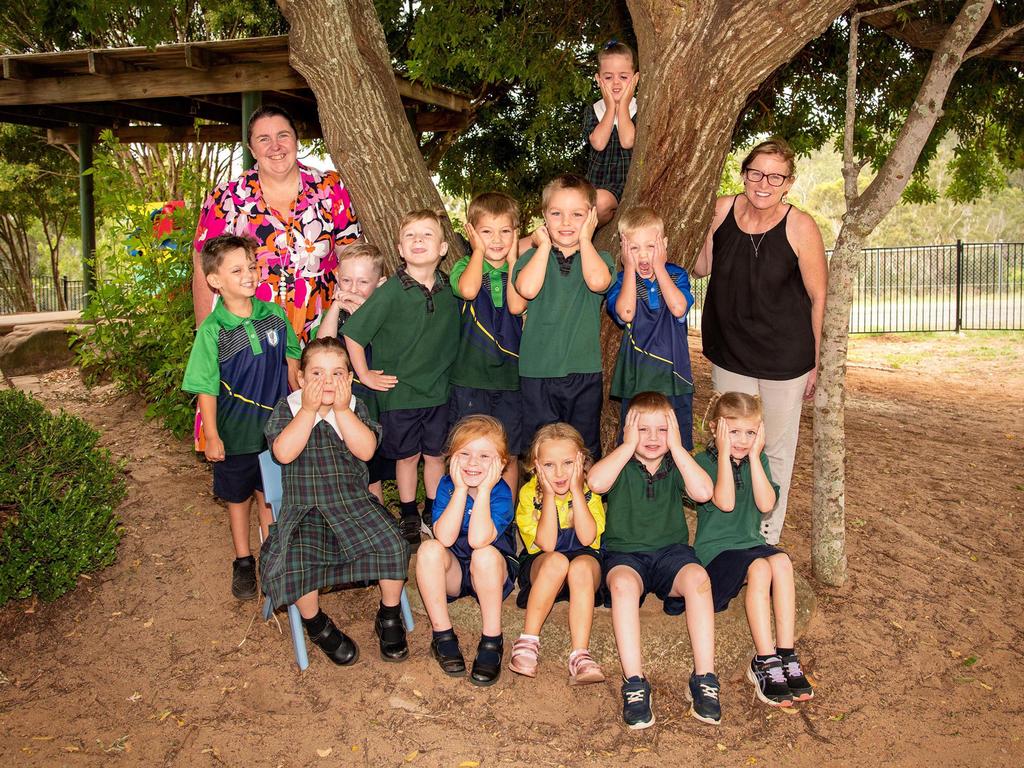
[379,404,449,460]
[447,548,520,604]
[704,544,783,612]
[603,543,703,615]
[515,548,604,609]
[448,384,524,455]
[618,393,694,451]
[212,452,263,504]
[520,373,603,459]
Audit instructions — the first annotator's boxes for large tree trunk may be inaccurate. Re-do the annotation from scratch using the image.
[276,0,461,270]
[812,0,996,585]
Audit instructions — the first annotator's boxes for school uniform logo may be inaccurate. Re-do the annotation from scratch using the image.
[266,329,279,347]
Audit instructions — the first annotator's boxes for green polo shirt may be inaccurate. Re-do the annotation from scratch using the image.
[603,456,689,553]
[450,256,508,307]
[342,268,459,412]
[692,450,779,565]
[511,247,614,378]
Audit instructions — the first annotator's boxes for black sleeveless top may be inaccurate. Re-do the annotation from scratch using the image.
[701,197,815,380]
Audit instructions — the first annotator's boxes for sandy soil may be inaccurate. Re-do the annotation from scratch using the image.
[1,332,1022,768]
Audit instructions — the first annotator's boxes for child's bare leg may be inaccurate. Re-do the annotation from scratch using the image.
[523,552,569,635]
[672,563,716,675]
[768,553,796,649]
[368,481,384,504]
[595,189,619,226]
[254,489,272,542]
[743,558,776,656]
[567,555,601,650]
[396,453,421,503]
[422,454,445,498]
[227,498,253,557]
[607,566,645,678]
[295,590,320,620]
[378,579,405,608]
[415,540,460,630]
[470,546,507,637]
[501,461,519,495]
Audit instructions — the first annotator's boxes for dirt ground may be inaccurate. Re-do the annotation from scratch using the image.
[1,332,1022,768]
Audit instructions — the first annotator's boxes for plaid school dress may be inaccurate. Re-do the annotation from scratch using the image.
[259,394,409,609]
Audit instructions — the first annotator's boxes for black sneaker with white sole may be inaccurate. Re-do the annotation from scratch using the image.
[621,676,655,729]
[687,671,722,724]
[779,651,814,701]
[747,656,794,707]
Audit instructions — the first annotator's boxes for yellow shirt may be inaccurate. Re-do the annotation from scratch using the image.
[515,476,606,555]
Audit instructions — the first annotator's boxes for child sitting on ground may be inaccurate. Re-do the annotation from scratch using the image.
[261,337,410,666]
[182,234,300,601]
[587,392,717,729]
[510,424,606,684]
[448,192,527,489]
[693,392,814,707]
[415,416,519,686]
[343,210,460,545]
[513,174,614,460]
[316,243,393,502]
[585,41,639,226]
[607,206,695,447]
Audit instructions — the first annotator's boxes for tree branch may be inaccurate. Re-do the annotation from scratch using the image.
[964,18,1024,59]
[843,10,861,208]
[855,0,926,21]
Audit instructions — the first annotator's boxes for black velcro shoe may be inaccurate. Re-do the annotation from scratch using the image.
[374,609,409,662]
[470,636,503,687]
[399,515,421,546]
[307,615,359,666]
[231,557,258,600]
[430,630,466,677]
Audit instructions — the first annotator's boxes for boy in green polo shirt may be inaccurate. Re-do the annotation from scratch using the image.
[343,210,460,545]
[512,174,614,459]
[449,192,527,490]
[587,392,718,730]
[182,234,301,600]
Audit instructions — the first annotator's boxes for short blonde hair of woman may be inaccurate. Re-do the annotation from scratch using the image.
[740,137,797,177]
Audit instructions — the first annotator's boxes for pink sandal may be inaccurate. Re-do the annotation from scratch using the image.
[508,636,540,677]
[568,649,605,685]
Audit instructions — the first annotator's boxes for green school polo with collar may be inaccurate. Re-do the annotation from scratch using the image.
[512,247,614,378]
[603,456,690,553]
[342,267,459,412]
[692,450,779,565]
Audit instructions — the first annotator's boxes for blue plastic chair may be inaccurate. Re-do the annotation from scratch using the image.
[257,450,414,671]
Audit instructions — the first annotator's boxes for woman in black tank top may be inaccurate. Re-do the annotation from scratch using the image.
[691,138,827,545]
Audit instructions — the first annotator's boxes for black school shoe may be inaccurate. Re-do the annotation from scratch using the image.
[399,515,421,546]
[430,630,466,677]
[374,607,409,662]
[231,556,258,600]
[307,615,359,666]
[469,635,503,686]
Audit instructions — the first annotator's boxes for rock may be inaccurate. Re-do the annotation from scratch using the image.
[0,322,80,377]
[405,554,816,676]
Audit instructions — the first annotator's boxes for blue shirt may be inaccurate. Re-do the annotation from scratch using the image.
[606,264,694,325]
[433,475,517,560]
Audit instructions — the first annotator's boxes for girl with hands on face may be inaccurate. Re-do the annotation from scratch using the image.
[692,392,814,709]
[510,423,608,685]
[415,416,518,687]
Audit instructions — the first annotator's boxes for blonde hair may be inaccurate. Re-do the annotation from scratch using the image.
[445,415,510,468]
[336,242,386,279]
[522,422,591,475]
[467,192,521,230]
[626,391,672,418]
[541,174,597,211]
[741,137,797,178]
[398,208,447,238]
[705,392,764,449]
[617,206,664,238]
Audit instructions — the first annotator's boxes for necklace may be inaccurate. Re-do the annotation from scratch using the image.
[749,231,768,259]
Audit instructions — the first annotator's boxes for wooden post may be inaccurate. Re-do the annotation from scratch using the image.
[78,123,96,307]
[241,91,262,171]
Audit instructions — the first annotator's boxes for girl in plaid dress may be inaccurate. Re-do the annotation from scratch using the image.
[261,338,410,666]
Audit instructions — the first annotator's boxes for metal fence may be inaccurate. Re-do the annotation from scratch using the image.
[688,240,1024,334]
[0,276,86,315]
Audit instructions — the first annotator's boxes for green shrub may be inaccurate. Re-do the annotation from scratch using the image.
[0,389,125,604]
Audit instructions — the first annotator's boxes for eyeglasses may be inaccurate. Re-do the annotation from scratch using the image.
[743,169,791,187]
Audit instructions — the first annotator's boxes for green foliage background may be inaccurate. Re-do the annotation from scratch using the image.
[0,389,125,604]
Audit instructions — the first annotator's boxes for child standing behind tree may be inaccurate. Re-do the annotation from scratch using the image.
[585,41,639,226]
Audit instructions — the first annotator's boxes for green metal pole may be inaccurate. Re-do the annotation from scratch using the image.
[241,91,263,170]
[79,124,96,308]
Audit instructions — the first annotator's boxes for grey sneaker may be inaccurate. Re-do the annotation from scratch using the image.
[747,656,794,707]
[621,676,655,730]
[686,671,722,725]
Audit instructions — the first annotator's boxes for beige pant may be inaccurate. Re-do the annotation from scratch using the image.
[710,365,810,545]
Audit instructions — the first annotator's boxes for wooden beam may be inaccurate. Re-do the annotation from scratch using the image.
[2,58,36,81]
[184,44,215,71]
[414,111,471,132]
[394,78,472,113]
[87,51,133,76]
[0,62,309,107]
[46,122,325,145]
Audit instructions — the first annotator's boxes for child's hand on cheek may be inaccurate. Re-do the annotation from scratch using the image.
[623,409,641,449]
[596,75,615,108]
[620,235,635,273]
[715,418,732,458]
[532,225,551,250]
[301,375,324,414]
[580,207,599,244]
[666,409,683,451]
[538,465,555,498]
[332,372,352,413]
[480,456,502,492]
[570,452,586,495]
[466,221,484,256]
[752,422,766,458]
[450,454,467,490]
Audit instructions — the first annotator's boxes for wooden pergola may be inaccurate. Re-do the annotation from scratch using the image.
[0,35,473,303]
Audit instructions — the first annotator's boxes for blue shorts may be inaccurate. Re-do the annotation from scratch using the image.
[447,547,520,604]
[603,543,703,615]
[448,384,524,455]
[520,373,603,460]
[379,404,449,460]
[704,544,783,612]
[212,452,263,504]
[618,393,694,451]
[515,549,604,609]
